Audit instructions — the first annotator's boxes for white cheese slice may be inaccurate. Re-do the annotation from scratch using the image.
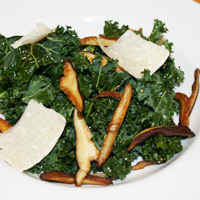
[0,99,66,172]
[98,30,169,78]
[11,23,54,49]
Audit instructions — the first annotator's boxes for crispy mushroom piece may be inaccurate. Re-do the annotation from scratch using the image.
[0,118,12,133]
[175,68,199,126]
[73,108,99,187]
[96,83,132,168]
[94,91,123,101]
[80,35,118,46]
[127,125,195,151]
[131,161,157,170]
[60,61,84,117]
[82,51,124,72]
[40,171,112,186]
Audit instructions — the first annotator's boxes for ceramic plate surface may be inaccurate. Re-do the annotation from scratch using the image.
[0,0,200,199]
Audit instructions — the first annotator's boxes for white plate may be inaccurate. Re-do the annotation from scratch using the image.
[0,0,200,199]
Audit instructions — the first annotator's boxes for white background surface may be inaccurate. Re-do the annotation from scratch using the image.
[0,0,200,199]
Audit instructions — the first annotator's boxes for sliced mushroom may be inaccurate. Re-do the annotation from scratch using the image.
[0,118,12,133]
[82,51,124,72]
[73,108,99,187]
[131,161,157,170]
[60,61,84,117]
[96,83,132,168]
[175,68,199,126]
[127,125,195,151]
[40,171,113,186]
[80,35,118,46]
[94,91,122,101]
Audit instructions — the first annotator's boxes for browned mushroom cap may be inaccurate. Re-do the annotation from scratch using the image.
[0,118,12,133]
[60,61,84,117]
[175,68,199,126]
[127,125,195,151]
[96,83,132,168]
[81,51,124,72]
[40,171,113,186]
[94,91,122,101]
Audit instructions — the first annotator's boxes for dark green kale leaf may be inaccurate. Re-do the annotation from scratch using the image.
[102,150,134,180]
[104,20,129,38]
[138,136,183,163]
[55,26,81,56]
[89,55,130,93]
[21,75,56,105]
[162,40,174,53]
[134,71,176,126]
[88,97,118,148]
[72,51,91,72]
[147,19,168,44]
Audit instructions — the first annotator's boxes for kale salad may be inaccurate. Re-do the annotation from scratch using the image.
[0,19,185,181]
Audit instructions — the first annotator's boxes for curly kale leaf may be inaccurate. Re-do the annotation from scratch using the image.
[88,97,118,148]
[147,19,168,43]
[103,20,129,38]
[21,75,56,105]
[48,25,80,57]
[89,55,130,93]
[102,150,135,180]
[138,136,183,163]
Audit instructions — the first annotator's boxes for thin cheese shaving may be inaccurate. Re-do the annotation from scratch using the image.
[11,23,54,49]
[98,30,169,78]
[0,99,66,172]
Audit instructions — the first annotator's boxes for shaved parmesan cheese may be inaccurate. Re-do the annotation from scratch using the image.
[11,23,54,49]
[98,30,169,78]
[0,99,66,172]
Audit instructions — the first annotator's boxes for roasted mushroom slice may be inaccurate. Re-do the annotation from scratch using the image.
[127,125,195,151]
[40,171,113,186]
[60,61,84,116]
[175,68,199,126]
[131,161,157,170]
[80,35,118,46]
[94,91,122,101]
[0,118,12,133]
[74,108,99,187]
[96,83,132,168]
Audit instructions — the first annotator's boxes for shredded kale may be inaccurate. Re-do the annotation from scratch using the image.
[0,20,185,180]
